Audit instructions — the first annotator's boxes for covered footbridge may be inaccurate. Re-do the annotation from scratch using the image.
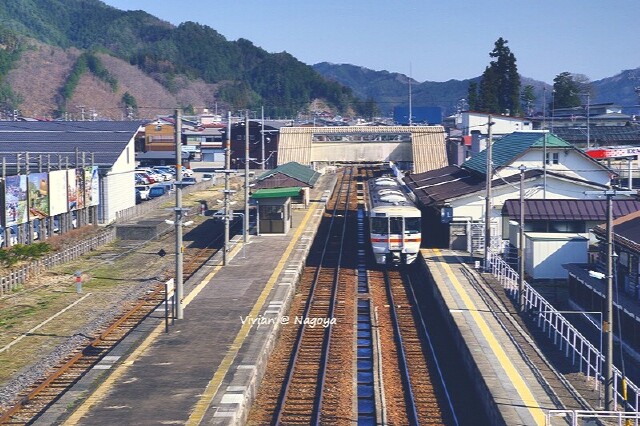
[276,126,447,173]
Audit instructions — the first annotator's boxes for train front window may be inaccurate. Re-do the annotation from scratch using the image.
[371,217,387,235]
[390,217,402,235]
[405,217,420,235]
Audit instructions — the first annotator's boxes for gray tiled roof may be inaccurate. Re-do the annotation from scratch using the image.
[502,199,640,221]
[0,121,144,168]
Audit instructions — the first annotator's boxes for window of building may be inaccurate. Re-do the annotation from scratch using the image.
[545,152,560,165]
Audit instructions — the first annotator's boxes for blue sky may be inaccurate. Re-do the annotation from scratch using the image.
[101,0,639,84]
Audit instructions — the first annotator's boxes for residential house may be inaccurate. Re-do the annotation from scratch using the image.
[225,120,282,170]
[404,131,615,250]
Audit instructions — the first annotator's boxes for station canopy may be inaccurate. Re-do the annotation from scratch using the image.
[251,187,302,199]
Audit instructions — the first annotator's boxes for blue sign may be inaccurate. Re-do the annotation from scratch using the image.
[441,206,453,224]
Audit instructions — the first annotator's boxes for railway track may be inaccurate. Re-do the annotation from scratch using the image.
[248,167,358,425]
[274,167,356,425]
[0,284,165,425]
[0,219,237,425]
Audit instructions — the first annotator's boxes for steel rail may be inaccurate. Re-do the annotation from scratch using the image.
[0,221,235,424]
[0,284,165,424]
[403,268,460,425]
[383,269,420,426]
[313,167,353,424]
[273,167,354,425]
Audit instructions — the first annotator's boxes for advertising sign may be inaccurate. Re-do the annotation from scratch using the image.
[67,169,78,211]
[28,172,49,219]
[49,170,68,216]
[5,174,28,226]
[85,166,99,207]
[76,168,85,210]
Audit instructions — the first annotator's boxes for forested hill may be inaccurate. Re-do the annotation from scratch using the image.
[0,0,362,119]
[314,62,640,116]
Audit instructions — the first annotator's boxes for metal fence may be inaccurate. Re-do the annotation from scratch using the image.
[0,179,219,296]
[486,250,640,414]
[0,228,116,295]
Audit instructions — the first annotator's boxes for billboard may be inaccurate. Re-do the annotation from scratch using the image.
[49,170,68,216]
[76,168,85,210]
[85,166,99,207]
[28,172,49,219]
[67,169,78,211]
[5,174,28,226]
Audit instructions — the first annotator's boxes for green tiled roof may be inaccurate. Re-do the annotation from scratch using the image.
[256,161,320,186]
[251,187,302,199]
[463,132,572,175]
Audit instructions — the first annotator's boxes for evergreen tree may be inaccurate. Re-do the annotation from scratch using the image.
[467,81,478,111]
[520,85,536,116]
[476,37,522,116]
[552,72,590,109]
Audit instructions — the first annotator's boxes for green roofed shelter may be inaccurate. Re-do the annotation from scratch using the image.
[254,162,320,189]
[252,188,298,235]
[251,187,302,199]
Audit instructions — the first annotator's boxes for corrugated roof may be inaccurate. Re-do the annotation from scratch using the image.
[463,132,572,175]
[502,199,640,221]
[0,121,143,168]
[276,126,447,173]
[410,125,448,173]
[251,187,302,199]
[404,165,544,206]
[256,161,320,186]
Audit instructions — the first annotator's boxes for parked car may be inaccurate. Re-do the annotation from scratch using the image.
[135,184,151,200]
[181,176,197,185]
[169,165,194,177]
[135,172,152,184]
[136,168,163,182]
[148,185,167,199]
[152,168,174,181]
[201,173,214,182]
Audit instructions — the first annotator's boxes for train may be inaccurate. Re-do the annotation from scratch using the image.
[366,173,421,265]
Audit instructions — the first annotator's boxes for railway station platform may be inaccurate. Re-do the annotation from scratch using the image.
[420,248,560,426]
[35,173,337,426]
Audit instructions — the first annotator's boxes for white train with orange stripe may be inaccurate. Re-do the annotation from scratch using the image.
[366,174,421,265]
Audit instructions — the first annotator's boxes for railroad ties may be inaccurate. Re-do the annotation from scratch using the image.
[249,165,456,425]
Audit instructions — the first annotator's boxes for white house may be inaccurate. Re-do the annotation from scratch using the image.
[404,131,615,250]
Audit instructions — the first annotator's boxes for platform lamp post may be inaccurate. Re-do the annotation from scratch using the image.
[585,188,635,411]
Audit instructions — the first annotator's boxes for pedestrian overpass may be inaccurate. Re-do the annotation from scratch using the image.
[276,126,447,173]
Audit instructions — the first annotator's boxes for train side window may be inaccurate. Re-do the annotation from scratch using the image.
[371,217,387,234]
[405,218,420,235]
[390,217,402,235]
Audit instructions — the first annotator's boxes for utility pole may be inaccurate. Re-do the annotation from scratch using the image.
[543,131,548,199]
[586,92,591,150]
[223,111,232,266]
[261,105,265,171]
[484,116,494,271]
[244,111,250,243]
[174,109,184,320]
[585,188,634,411]
[518,165,526,312]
